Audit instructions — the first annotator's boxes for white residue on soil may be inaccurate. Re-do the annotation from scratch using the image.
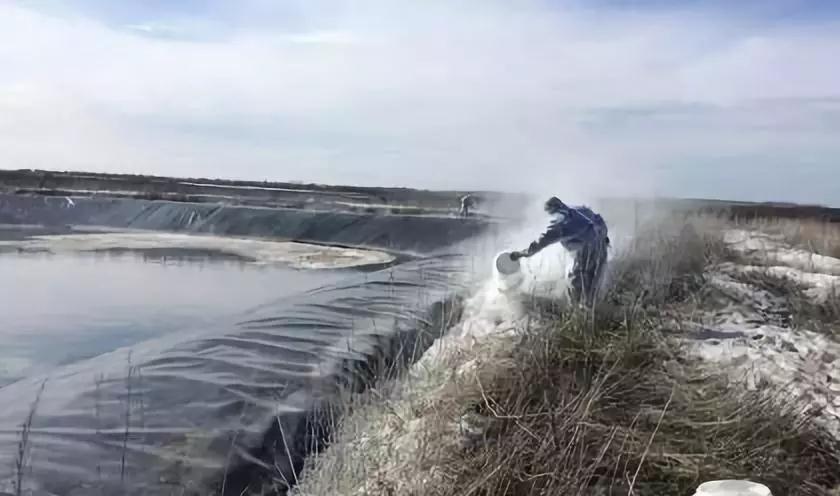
[292,271,536,495]
[725,229,840,275]
[0,232,394,270]
[293,212,593,494]
[685,230,840,437]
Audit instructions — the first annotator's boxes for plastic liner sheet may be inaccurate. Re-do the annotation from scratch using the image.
[0,194,488,253]
[0,255,467,496]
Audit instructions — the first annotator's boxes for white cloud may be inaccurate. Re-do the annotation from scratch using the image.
[1,1,839,204]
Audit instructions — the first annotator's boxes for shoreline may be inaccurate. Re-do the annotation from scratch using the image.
[0,230,396,270]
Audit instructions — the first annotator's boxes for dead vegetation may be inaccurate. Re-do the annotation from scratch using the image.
[744,217,840,260]
[723,216,840,335]
[439,222,840,496]
[291,217,840,496]
[730,267,840,335]
[439,312,840,496]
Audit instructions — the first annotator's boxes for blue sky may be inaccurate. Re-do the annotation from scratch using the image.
[2,0,839,205]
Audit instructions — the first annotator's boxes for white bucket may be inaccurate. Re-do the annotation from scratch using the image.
[493,252,524,292]
[495,251,521,275]
[694,480,772,496]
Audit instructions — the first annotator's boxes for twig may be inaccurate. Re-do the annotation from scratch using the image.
[628,386,674,495]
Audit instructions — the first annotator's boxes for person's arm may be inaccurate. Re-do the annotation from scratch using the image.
[524,222,564,256]
[513,207,596,259]
[510,218,568,260]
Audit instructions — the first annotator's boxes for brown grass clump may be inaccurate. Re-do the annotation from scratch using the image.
[442,312,840,496]
[601,216,731,311]
[745,218,840,260]
[721,216,840,334]
[781,220,840,260]
[732,268,840,336]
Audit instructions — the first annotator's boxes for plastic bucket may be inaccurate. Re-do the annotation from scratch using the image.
[493,252,524,292]
[694,480,771,496]
[494,252,521,275]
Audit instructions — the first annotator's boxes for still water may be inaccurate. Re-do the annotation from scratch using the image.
[0,251,344,385]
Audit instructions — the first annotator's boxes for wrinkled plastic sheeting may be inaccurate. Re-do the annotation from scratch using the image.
[0,255,466,496]
[0,194,488,253]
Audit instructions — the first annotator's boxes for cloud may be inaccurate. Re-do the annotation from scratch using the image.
[1,0,839,205]
[123,20,223,41]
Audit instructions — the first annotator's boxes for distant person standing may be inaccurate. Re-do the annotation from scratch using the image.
[511,197,609,307]
[459,193,477,218]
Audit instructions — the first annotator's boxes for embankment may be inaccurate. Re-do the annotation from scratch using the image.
[0,169,525,214]
[0,193,488,255]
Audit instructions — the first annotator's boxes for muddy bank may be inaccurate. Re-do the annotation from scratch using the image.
[0,194,489,254]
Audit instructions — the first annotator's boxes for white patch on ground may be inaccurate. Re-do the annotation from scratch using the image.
[0,232,394,270]
[726,229,840,275]
[419,279,527,367]
[686,229,840,437]
[737,264,840,303]
[292,264,541,496]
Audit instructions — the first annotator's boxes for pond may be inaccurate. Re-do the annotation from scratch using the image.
[0,249,349,386]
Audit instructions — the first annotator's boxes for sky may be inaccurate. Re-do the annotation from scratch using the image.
[1,0,839,205]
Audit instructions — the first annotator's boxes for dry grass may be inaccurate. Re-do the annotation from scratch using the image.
[290,216,840,496]
[743,217,840,260]
[438,220,840,495]
[722,216,840,334]
[602,216,729,309]
[731,266,840,336]
[441,312,840,496]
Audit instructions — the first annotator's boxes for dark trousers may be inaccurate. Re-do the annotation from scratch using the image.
[568,237,608,306]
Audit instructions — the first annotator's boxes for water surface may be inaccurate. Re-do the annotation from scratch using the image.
[0,251,344,385]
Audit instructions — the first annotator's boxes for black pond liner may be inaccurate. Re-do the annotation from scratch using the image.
[0,253,470,496]
[222,293,465,496]
[0,193,490,495]
[0,194,488,254]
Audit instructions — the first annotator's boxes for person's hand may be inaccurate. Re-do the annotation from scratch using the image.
[509,251,524,261]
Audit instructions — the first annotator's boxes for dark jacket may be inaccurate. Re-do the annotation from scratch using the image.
[525,205,608,256]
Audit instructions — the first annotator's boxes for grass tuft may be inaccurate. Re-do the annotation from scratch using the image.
[743,218,840,260]
[443,311,840,495]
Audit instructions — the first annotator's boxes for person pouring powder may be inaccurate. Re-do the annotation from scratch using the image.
[510,197,609,307]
